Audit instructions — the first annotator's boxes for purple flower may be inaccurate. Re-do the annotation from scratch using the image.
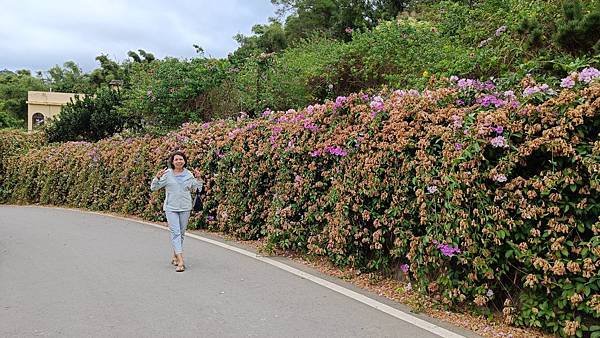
[451,115,462,128]
[449,75,459,82]
[427,185,438,194]
[370,96,384,112]
[325,146,347,157]
[345,27,353,34]
[455,143,463,151]
[206,216,215,221]
[478,94,505,108]
[495,25,507,36]
[455,99,465,106]
[457,78,474,89]
[306,105,315,114]
[262,108,273,117]
[303,121,319,132]
[437,243,461,257]
[560,76,575,88]
[578,67,600,83]
[490,135,508,148]
[400,264,409,273]
[228,128,242,140]
[334,96,347,109]
[483,81,496,91]
[491,125,504,134]
[309,150,322,157]
[394,89,406,97]
[494,174,507,183]
[202,122,210,129]
[522,86,541,97]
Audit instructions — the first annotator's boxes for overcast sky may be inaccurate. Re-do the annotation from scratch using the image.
[0,0,277,73]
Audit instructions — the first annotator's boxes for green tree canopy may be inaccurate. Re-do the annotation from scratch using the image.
[45,88,126,142]
[0,71,47,128]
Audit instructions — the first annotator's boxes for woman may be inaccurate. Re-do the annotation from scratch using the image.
[150,151,203,272]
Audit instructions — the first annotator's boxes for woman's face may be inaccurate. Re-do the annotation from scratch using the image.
[172,155,186,170]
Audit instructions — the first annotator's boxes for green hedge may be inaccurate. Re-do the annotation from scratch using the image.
[1,72,599,336]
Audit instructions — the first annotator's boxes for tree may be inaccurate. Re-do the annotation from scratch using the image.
[127,49,156,63]
[89,54,126,89]
[47,61,90,93]
[0,70,47,128]
[45,88,126,142]
[271,0,408,42]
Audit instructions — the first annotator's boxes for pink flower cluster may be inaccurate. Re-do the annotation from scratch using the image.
[560,67,600,88]
[438,244,461,257]
[262,108,273,117]
[370,96,385,111]
[453,77,495,91]
[490,135,508,148]
[433,240,461,257]
[494,174,507,182]
[309,145,348,157]
[325,146,348,157]
[522,84,553,97]
[334,96,348,109]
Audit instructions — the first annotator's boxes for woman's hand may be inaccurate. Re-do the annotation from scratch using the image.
[155,168,167,179]
[193,168,202,179]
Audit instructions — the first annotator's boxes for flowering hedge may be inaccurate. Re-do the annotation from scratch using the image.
[1,69,600,336]
[0,129,46,179]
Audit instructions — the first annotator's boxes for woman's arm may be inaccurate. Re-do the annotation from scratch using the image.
[191,177,203,193]
[150,168,168,191]
[191,168,204,193]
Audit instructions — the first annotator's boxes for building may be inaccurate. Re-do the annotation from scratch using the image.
[26,91,84,131]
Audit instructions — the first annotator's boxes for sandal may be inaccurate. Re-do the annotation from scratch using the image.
[170,257,178,266]
[176,264,186,272]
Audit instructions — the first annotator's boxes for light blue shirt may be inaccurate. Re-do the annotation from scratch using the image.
[150,168,203,212]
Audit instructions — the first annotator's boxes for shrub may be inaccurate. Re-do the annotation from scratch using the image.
[0,129,46,196]
[44,88,125,142]
[2,71,599,336]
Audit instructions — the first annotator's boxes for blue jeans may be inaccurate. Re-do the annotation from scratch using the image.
[165,211,191,254]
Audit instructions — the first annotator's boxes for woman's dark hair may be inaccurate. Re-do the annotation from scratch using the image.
[168,151,188,169]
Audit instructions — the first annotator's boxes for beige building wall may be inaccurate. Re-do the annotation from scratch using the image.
[27,91,84,131]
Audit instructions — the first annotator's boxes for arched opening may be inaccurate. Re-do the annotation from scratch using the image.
[32,113,45,128]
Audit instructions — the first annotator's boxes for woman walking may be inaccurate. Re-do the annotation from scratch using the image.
[151,151,203,272]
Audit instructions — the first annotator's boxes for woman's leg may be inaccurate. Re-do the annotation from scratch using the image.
[165,211,183,260]
[176,211,191,267]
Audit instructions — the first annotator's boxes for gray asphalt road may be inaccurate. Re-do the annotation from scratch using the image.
[0,206,474,338]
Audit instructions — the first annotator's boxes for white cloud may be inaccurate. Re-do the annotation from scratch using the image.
[0,0,275,72]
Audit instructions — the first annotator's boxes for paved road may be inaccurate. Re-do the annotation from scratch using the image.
[0,206,475,337]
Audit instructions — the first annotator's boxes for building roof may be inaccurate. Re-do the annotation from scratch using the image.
[27,91,84,106]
